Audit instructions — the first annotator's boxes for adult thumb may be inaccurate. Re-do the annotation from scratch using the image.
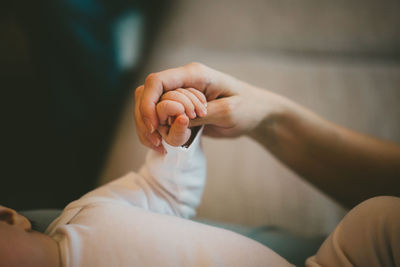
[189,98,230,127]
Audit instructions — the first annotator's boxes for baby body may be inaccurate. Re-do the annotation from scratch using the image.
[0,89,291,267]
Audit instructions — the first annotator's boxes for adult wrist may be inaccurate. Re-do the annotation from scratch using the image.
[246,90,293,146]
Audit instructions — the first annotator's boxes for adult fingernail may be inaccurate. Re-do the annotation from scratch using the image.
[151,136,161,147]
[144,117,154,133]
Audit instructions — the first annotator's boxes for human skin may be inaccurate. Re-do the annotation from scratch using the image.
[155,88,207,147]
[0,206,60,267]
[135,62,400,208]
[135,85,207,152]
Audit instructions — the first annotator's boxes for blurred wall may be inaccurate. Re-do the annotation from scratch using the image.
[1,0,169,210]
[100,0,400,236]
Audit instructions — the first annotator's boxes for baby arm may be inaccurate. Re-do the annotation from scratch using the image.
[69,89,208,218]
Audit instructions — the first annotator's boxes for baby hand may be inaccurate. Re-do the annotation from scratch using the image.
[156,88,207,147]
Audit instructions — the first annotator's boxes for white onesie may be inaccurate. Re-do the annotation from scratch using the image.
[45,129,292,267]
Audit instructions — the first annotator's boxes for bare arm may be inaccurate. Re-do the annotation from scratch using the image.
[248,95,400,208]
[137,63,400,209]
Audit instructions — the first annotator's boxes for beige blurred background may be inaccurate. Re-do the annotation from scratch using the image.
[99,0,400,237]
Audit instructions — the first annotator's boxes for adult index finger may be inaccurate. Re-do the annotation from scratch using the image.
[135,85,163,150]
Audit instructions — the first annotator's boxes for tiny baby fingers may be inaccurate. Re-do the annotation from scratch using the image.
[167,115,191,146]
[176,88,207,117]
[187,88,207,105]
[156,100,185,125]
[161,90,196,119]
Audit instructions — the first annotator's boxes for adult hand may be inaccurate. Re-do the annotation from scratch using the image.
[137,64,400,209]
[135,84,207,153]
[135,62,280,150]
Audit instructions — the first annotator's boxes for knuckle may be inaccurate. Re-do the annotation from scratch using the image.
[145,73,159,84]
[134,85,143,100]
[161,91,176,100]
[187,62,205,74]
[187,62,204,70]
[186,62,208,87]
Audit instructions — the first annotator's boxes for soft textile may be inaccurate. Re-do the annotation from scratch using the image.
[45,129,292,267]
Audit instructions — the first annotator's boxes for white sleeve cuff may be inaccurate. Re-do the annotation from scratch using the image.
[161,126,204,156]
[142,125,206,218]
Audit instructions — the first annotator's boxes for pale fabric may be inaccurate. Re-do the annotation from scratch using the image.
[46,129,292,267]
[306,196,400,267]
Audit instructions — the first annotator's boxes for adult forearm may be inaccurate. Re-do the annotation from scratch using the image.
[136,63,400,208]
[248,94,400,208]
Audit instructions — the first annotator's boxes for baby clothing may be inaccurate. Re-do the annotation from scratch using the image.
[45,129,292,267]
